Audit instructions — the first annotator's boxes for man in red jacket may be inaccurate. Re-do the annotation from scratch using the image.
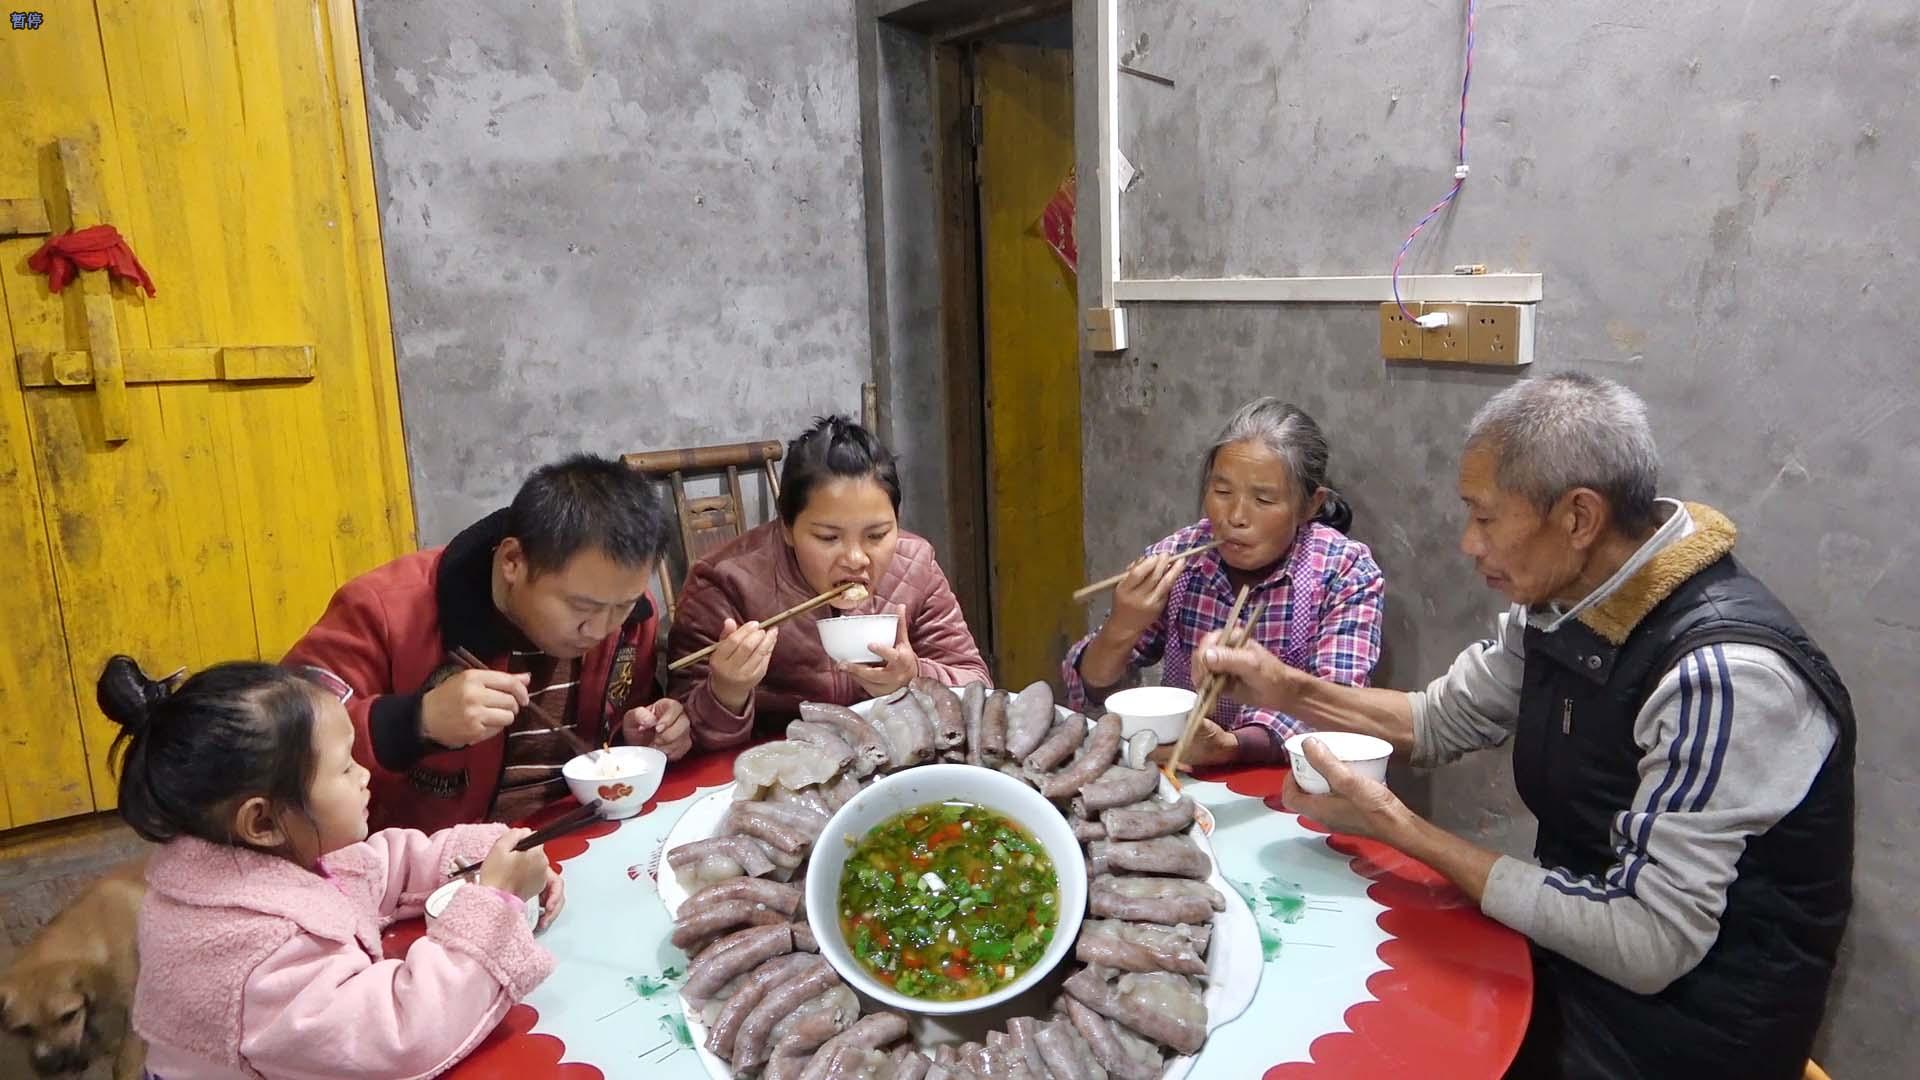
[285,454,690,831]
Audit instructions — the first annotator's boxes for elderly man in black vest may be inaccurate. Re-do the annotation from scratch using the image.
[1197,373,1852,1079]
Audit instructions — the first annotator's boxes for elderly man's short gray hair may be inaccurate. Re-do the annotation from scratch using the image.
[1466,373,1662,533]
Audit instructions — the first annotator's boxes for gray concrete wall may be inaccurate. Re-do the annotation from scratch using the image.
[864,20,952,557]
[1082,0,1918,1073]
[357,0,873,548]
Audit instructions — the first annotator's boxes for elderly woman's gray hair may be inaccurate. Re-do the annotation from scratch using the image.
[1202,397,1352,532]
[1465,373,1661,534]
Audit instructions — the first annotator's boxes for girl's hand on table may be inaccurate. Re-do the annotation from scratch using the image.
[477,829,549,901]
[535,866,566,931]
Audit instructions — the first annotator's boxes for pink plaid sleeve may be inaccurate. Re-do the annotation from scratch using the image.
[1313,557,1385,686]
[1063,609,1169,710]
[1219,543,1386,762]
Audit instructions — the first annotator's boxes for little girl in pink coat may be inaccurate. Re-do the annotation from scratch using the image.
[99,656,566,1080]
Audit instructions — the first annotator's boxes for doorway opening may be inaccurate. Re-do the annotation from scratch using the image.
[864,1,1082,691]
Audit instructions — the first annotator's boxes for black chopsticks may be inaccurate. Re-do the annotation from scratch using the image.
[448,799,605,879]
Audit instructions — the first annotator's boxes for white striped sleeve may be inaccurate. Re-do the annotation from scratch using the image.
[1479,643,1838,995]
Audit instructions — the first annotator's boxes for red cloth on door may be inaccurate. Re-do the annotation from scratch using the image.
[1038,168,1078,274]
[26,225,157,297]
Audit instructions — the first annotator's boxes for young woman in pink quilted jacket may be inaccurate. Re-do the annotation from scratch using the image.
[98,656,564,1080]
[668,416,991,749]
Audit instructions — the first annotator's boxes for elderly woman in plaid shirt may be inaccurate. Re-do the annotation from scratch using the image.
[1064,398,1385,767]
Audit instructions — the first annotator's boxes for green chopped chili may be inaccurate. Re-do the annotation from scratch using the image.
[838,801,1059,1001]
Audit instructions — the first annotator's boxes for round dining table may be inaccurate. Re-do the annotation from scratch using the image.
[385,749,1532,1079]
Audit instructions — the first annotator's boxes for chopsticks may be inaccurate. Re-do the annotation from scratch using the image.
[1073,539,1224,603]
[667,580,861,672]
[449,645,491,672]
[448,646,598,758]
[448,799,605,879]
[1163,585,1256,785]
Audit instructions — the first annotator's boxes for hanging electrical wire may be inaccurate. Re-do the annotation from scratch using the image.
[1391,0,1478,325]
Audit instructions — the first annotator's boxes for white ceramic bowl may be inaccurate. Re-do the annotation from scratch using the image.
[1283,731,1393,794]
[426,878,539,930]
[818,613,901,664]
[1104,685,1198,746]
[805,763,1088,1016]
[562,745,667,819]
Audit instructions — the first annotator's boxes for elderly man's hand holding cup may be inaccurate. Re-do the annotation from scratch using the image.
[1195,630,1412,842]
[1279,735,1414,843]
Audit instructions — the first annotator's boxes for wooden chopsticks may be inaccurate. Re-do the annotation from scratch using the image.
[1073,539,1224,603]
[448,646,598,758]
[1164,585,1257,784]
[667,580,862,673]
[448,799,605,879]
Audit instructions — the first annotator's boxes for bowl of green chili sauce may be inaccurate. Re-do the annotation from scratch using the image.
[806,763,1088,1015]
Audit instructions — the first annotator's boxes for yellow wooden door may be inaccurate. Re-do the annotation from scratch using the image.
[976,43,1083,692]
[0,0,414,828]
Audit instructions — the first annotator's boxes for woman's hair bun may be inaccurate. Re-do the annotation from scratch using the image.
[97,654,174,733]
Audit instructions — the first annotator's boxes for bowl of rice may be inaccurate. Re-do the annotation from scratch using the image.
[562,745,667,818]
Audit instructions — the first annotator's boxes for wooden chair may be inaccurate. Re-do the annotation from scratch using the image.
[621,439,784,622]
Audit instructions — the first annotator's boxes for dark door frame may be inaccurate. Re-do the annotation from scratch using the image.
[855,0,1074,663]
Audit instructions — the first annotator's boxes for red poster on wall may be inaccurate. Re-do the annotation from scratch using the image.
[1038,168,1077,274]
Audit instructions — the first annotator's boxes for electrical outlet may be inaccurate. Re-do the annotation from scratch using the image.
[1378,302,1423,360]
[1420,303,1471,362]
[1465,304,1536,365]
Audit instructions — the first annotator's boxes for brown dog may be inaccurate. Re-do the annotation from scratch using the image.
[0,857,147,1080]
